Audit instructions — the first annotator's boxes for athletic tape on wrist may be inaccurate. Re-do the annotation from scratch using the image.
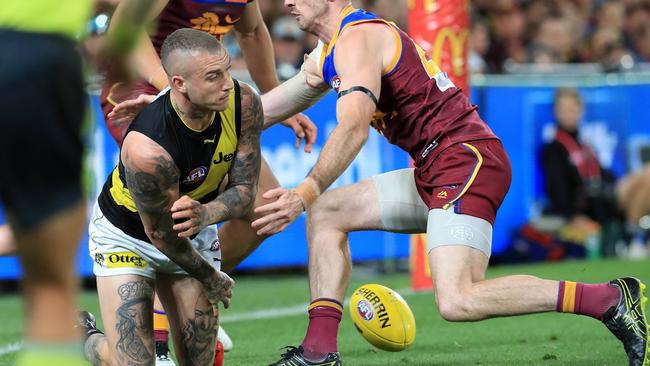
[296,180,319,209]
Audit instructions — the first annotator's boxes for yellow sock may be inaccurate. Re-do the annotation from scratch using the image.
[154,310,169,342]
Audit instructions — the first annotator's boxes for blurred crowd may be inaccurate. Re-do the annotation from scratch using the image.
[470,0,650,73]
[223,0,650,78]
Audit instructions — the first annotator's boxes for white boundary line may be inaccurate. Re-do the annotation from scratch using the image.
[221,287,416,324]
[0,287,422,354]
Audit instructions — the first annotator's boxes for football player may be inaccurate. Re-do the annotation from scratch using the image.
[80,28,258,365]
[252,1,649,365]
[101,0,316,362]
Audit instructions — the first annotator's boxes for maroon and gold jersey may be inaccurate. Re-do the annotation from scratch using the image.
[151,0,253,55]
[319,6,497,168]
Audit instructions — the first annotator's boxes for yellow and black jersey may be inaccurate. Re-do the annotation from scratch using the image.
[98,80,242,242]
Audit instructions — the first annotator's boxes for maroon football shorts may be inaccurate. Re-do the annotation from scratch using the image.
[414,139,512,225]
[100,80,160,146]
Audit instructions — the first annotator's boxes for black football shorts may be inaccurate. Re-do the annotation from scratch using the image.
[0,30,85,229]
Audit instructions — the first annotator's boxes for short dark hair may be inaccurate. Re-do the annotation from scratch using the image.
[160,28,224,75]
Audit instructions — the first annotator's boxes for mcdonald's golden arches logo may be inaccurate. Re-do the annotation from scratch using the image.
[430,27,468,78]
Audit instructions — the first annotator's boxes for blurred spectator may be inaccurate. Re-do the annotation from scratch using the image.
[542,88,619,225]
[484,4,527,72]
[469,20,491,73]
[632,22,650,60]
[590,26,635,70]
[532,17,575,63]
[624,3,650,51]
[541,87,650,257]
[596,0,626,33]
[272,16,306,81]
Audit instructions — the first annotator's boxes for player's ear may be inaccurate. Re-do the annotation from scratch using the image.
[171,75,187,93]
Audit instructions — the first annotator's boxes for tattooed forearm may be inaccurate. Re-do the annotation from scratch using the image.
[115,280,154,366]
[84,333,108,366]
[206,83,262,224]
[180,308,218,365]
[123,147,215,280]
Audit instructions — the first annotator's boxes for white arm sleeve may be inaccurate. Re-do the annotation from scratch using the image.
[261,42,330,128]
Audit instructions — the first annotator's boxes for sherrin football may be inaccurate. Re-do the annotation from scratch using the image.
[349,284,416,352]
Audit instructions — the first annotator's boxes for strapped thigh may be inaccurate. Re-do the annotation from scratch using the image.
[372,168,429,233]
[426,208,493,258]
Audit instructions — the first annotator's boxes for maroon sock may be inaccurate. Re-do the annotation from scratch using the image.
[301,298,343,360]
[556,281,620,320]
[154,329,168,343]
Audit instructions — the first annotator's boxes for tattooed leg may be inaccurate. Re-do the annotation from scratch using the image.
[97,275,155,366]
[156,273,217,366]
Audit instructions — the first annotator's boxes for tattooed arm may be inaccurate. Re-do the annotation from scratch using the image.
[206,83,263,222]
[122,132,233,308]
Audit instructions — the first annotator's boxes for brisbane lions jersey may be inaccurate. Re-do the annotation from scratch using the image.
[151,0,254,54]
[319,6,497,168]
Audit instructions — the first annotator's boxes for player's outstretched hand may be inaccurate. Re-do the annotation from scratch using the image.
[251,187,304,235]
[202,270,235,316]
[107,93,155,127]
[171,195,211,238]
[281,113,318,153]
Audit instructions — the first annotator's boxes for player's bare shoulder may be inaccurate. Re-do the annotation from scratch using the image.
[335,22,396,72]
[121,132,178,186]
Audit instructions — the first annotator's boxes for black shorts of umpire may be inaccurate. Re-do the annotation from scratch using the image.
[0,30,86,229]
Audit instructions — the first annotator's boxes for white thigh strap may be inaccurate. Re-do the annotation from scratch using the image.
[426,208,492,258]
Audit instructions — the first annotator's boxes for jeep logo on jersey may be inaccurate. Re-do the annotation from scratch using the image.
[330,76,341,91]
[105,252,148,269]
[183,166,208,185]
[357,299,374,321]
[213,151,234,164]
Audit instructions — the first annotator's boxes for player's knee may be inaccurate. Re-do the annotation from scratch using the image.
[435,289,474,322]
[308,197,339,228]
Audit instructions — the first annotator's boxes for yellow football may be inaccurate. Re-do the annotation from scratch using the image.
[349,284,416,352]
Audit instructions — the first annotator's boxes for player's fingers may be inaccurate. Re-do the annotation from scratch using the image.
[254,213,289,235]
[251,210,284,231]
[261,187,287,200]
[172,218,196,232]
[257,218,290,236]
[171,209,193,220]
[253,199,287,215]
[177,228,198,238]
[171,195,193,211]
[251,216,271,231]
[303,123,317,153]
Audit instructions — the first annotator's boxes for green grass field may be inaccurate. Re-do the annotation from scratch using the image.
[1,258,648,365]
